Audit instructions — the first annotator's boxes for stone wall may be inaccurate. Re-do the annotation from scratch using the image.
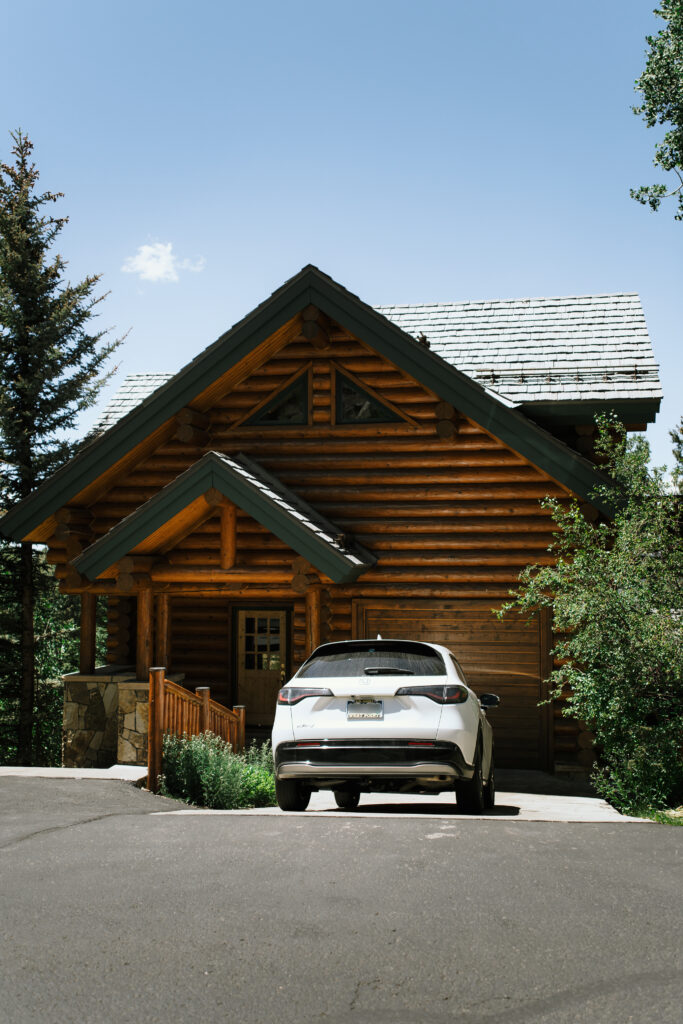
[62,668,185,768]
[117,682,149,765]
[63,679,120,768]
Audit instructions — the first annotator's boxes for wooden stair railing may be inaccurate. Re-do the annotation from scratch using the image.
[147,666,246,792]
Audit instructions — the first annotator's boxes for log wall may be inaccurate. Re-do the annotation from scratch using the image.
[53,318,584,766]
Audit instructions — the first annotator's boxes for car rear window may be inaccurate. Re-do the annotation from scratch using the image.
[297,642,447,678]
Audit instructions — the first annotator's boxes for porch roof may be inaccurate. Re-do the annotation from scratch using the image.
[72,451,376,584]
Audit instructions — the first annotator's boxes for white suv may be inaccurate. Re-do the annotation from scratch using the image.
[272,639,499,813]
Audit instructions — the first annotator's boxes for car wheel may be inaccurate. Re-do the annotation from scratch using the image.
[334,788,361,810]
[456,745,485,814]
[483,751,495,810]
[275,778,311,811]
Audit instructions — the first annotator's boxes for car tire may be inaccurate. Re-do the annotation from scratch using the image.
[456,744,485,814]
[275,778,311,811]
[334,788,361,810]
[483,750,495,810]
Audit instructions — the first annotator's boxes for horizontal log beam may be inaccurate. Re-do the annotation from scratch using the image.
[377,551,556,567]
[117,555,158,573]
[55,507,93,526]
[176,407,209,429]
[175,424,210,446]
[299,485,567,501]
[116,571,152,593]
[363,534,557,550]
[275,469,545,486]
[314,501,563,518]
[149,567,293,583]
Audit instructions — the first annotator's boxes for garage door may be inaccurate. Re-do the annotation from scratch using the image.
[354,599,551,770]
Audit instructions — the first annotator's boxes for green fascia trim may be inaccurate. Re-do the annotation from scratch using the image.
[521,399,661,426]
[1,265,623,539]
[73,452,373,584]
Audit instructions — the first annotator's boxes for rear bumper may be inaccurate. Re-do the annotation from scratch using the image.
[274,739,473,783]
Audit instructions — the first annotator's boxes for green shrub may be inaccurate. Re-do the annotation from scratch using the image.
[499,415,683,815]
[159,732,276,809]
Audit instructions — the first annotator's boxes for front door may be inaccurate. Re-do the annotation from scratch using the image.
[236,610,288,726]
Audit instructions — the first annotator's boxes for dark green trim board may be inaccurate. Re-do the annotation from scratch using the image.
[72,452,376,584]
[0,265,624,539]
[521,399,659,427]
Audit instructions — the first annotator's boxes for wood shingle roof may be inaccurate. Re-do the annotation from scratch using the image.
[376,293,661,406]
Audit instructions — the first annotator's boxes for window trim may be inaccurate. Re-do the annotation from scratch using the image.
[233,363,312,428]
[331,365,419,427]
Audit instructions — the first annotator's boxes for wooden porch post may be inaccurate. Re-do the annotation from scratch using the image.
[305,585,321,655]
[136,587,154,681]
[79,592,97,675]
[154,594,171,670]
[220,502,236,569]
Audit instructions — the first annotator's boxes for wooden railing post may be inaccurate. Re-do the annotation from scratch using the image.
[196,687,210,733]
[233,705,246,752]
[147,666,166,793]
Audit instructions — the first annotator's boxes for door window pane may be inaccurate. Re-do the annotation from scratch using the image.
[241,611,286,676]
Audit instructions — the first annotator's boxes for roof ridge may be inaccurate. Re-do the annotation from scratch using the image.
[375,293,642,309]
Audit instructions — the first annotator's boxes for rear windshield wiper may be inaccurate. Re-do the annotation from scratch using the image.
[364,666,415,675]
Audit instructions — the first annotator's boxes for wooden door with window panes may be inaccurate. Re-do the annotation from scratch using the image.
[236,610,288,725]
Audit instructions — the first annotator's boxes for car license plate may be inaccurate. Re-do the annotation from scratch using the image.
[347,700,383,720]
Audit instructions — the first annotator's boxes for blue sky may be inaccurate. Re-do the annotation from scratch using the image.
[2,0,681,467]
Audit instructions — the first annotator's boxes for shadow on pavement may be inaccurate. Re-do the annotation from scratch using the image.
[320,801,521,817]
[497,768,594,797]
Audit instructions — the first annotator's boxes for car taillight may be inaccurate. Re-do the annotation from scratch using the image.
[395,685,468,704]
[277,687,333,705]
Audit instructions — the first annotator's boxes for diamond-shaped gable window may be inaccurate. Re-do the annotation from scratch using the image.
[246,373,308,426]
[336,371,401,424]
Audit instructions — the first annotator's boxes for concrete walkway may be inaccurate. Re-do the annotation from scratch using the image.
[161,786,646,822]
[0,764,649,822]
[0,764,147,783]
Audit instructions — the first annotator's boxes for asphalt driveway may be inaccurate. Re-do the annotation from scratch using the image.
[0,776,681,1024]
[0,766,643,822]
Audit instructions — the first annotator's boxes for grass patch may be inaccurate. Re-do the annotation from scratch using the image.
[159,732,276,810]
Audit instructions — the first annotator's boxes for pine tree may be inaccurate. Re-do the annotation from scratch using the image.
[0,130,120,762]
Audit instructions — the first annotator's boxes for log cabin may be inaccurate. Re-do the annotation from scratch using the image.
[0,266,662,771]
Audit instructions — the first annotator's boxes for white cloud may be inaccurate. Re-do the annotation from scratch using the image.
[121,242,206,283]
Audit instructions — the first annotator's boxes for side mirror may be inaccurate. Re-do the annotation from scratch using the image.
[479,693,500,708]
